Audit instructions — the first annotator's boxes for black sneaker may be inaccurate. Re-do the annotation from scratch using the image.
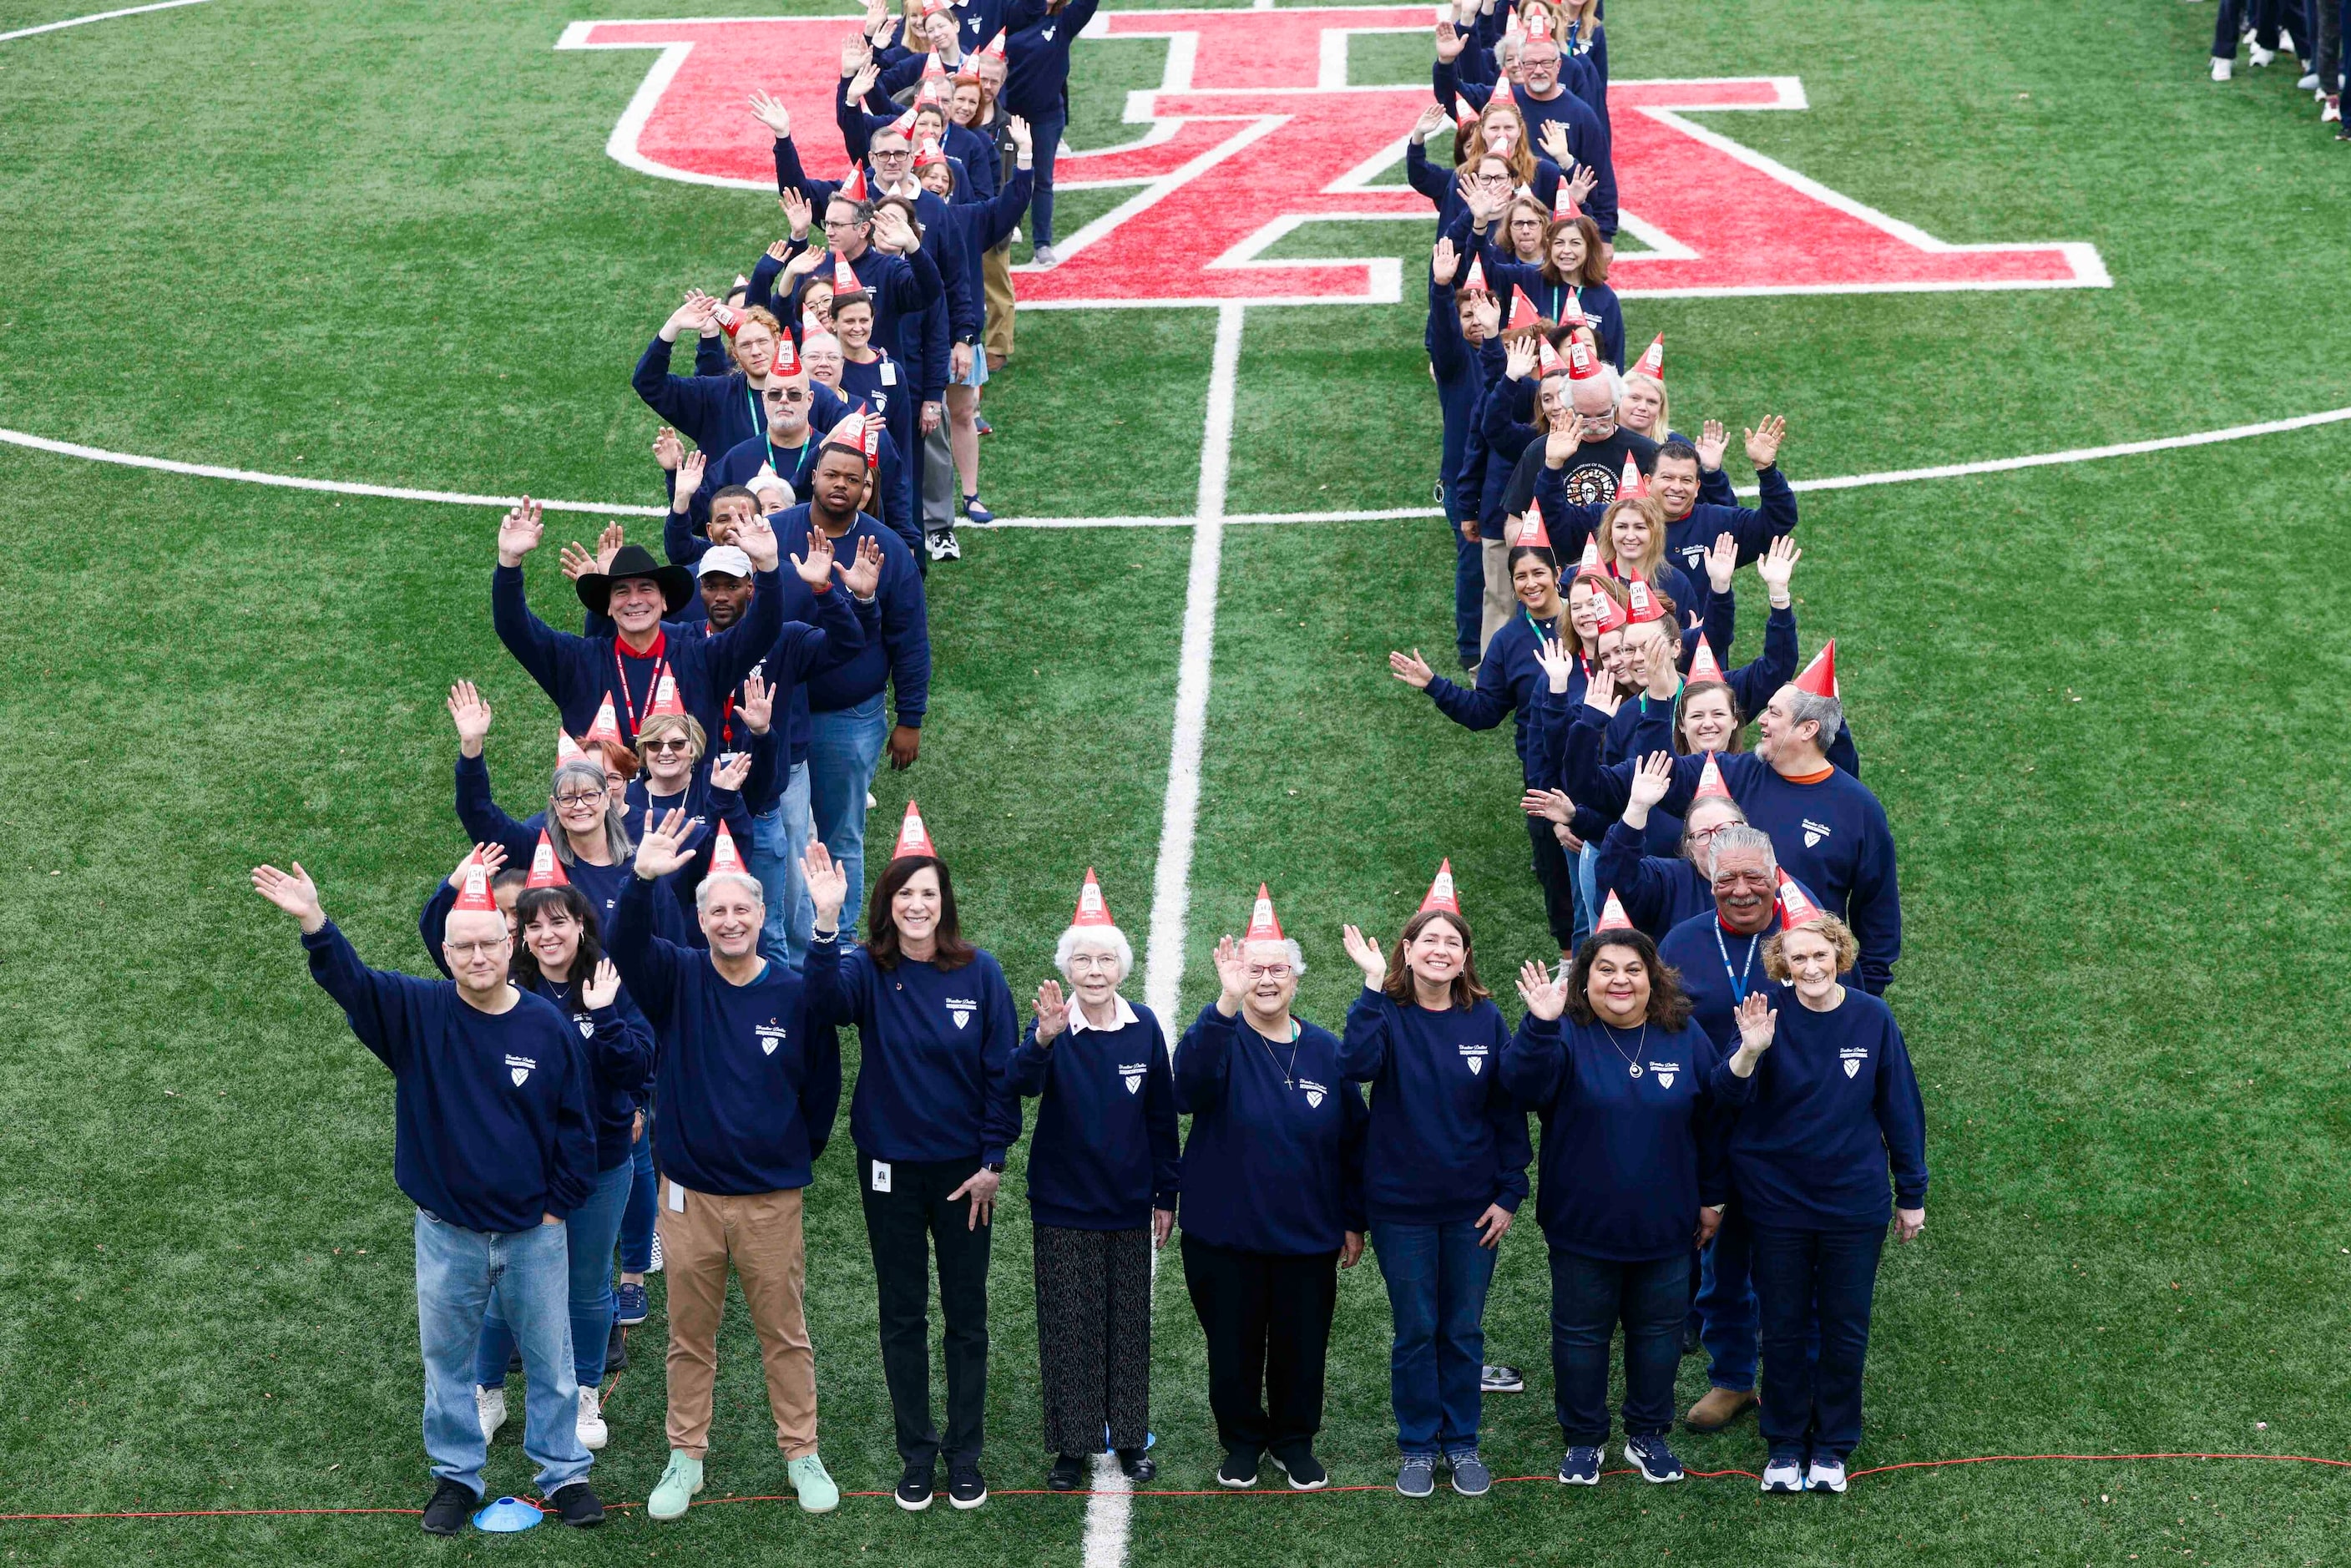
[1047,1454,1086,1492]
[1267,1449,1327,1490]
[548,1480,605,1527]
[1116,1447,1155,1483]
[896,1465,935,1511]
[605,1321,629,1373]
[1479,1363,1524,1393]
[1216,1449,1260,1489]
[421,1479,478,1535]
[947,1464,988,1510]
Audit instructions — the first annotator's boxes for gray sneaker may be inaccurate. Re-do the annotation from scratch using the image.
[1448,1449,1493,1497]
[1394,1454,1436,1498]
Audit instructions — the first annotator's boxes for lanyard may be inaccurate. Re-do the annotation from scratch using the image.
[700,622,738,748]
[744,379,762,442]
[610,630,668,741]
[1712,923,1760,1004]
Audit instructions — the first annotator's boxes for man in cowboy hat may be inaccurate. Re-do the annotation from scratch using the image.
[492,499,787,756]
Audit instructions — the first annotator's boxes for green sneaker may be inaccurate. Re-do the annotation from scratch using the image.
[788,1453,840,1514]
[647,1450,704,1521]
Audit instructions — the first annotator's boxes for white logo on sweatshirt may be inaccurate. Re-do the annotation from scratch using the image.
[575,1016,594,1039]
[1651,1060,1680,1088]
[1298,1076,1327,1110]
[1841,1046,1868,1080]
[1120,1060,1147,1095]
[947,996,978,1030]
[505,1053,538,1087]
[1041,23,1055,39]
[1460,1041,1489,1076]
[756,1020,789,1057]
[1802,817,1833,849]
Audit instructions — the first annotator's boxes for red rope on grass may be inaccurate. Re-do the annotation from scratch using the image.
[4,1451,2343,1522]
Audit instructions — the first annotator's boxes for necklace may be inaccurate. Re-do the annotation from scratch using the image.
[1600,1018,1649,1079]
[1254,1018,1302,1089]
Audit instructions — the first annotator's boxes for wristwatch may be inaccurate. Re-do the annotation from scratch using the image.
[981,1160,1006,1175]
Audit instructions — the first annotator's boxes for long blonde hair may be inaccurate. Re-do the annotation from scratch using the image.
[1600,493,1668,582]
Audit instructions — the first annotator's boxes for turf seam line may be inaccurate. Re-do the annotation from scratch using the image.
[8,1454,2347,1522]
[8,404,2351,525]
[0,0,208,45]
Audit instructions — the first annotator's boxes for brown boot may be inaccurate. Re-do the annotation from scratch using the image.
[1684,1388,1758,1432]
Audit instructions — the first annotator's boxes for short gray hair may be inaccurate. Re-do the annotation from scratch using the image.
[1706,823,1777,880]
[1243,936,1307,977]
[1782,686,1844,746]
[1054,923,1134,983]
[695,870,765,911]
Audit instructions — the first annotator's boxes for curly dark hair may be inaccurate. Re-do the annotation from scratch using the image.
[1565,928,1692,1030]
[512,884,605,990]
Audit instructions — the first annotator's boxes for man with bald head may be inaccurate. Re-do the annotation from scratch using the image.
[250,858,602,1535]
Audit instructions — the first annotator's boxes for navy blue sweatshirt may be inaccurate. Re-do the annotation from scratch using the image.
[814,941,1021,1166]
[1002,0,1098,121]
[632,334,771,458]
[492,562,783,753]
[1658,909,1784,1053]
[523,972,654,1171]
[1008,999,1181,1230]
[606,876,844,1195]
[1657,465,1801,583]
[1338,991,1530,1226]
[450,751,697,946]
[301,922,596,1232]
[1438,65,1616,237]
[1425,278,1488,522]
[1571,749,1903,994]
[1173,1005,1368,1256]
[1509,423,1659,520]
[1423,605,1573,786]
[1469,233,1625,369]
[1501,1012,1727,1261]
[1709,987,1927,1228]
[1592,820,1712,940]
[772,504,931,726]
[771,139,969,357]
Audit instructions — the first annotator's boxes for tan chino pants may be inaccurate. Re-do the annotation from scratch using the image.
[656,1181,817,1459]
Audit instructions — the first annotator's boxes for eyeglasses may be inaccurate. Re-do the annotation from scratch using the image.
[1686,822,1732,841]
[764,387,807,402]
[444,939,509,959]
[1246,964,1294,980]
[822,216,861,230]
[553,792,604,808]
[641,737,695,755]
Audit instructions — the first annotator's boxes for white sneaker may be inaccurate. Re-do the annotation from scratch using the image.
[1805,1457,1848,1493]
[2212,56,2233,80]
[476,1385,508,1444]
[2323,95,2341,122]
[2298,70,2320,89]
[2250,42,2275,65]
[1031,243,1059,268]
[864,791,877,810]
[1760,1455,1802,1493]
[647,1231,663,1274]
[577,1384,609,1451]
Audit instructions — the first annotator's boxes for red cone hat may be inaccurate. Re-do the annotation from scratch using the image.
[1243,883,1283,942]
[524,830,569,889]
[1793,640,1838,700]
[451,850,498,913]
[1593,888,1634,933]
[1419,859,1460,914]
[894,800,938,860]
[1072,867,1114,927]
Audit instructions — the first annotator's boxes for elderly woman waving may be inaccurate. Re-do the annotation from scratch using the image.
[1011,872,1178,1494]
[1174,888,1366,1495]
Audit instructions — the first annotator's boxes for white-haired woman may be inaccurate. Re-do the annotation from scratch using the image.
[1010,872,1178,1493]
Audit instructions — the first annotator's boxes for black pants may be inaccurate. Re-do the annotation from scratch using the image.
[1181,1234,1337,1461]
[859,1153,993,1470]
[1525,812,1580,953]
[1034,1224,1153,1455]
[2215,0,2285,56]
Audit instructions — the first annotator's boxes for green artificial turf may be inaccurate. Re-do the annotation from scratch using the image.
[4,0,2351,1563]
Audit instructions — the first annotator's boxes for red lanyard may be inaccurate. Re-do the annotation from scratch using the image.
[610,629,668,741]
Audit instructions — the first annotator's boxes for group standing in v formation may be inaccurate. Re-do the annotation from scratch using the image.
[247,0,1928,1535]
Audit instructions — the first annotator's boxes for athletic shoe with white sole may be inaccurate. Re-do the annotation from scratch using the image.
[2298,70,2321,88]
[1624,1434,1686,1483]
[647,1232,663,1274]
[1557,1445,1601,1485]
[577,1384,608,1450]
[1395,1454,1436,1497]
[1479,1363,1524,1392]
[1806,1457,1849,1493]
[2251,42,2276,64]
[1217,1450,1260,1488]
[788,1453,840,1513]
[896,1465,935,1510]
[2212,56,2234,79]
[2323,94,2341,121]
[1266,1450,1327,1490]
[1031,244,1059,268]
[948,1464,988,1510]
[1448,1450,1493,1497]
[475,1384,508,1444]
[1761,1453,1805,1493]
[614,1281,649,1326]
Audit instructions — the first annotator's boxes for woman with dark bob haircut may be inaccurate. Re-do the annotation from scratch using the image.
[1500,897,1743,1490]
[809,809,1019,1512]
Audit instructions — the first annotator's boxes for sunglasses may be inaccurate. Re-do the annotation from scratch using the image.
[641,737,695,755]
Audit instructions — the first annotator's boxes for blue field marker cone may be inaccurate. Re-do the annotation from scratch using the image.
[473,1495,544,1532]
[1103,1424,1157,1453]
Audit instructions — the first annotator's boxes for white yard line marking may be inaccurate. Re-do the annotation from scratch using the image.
[8,402,2351,525]
[0,0,207,43]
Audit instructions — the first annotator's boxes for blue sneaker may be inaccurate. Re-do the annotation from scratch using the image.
[1625,1435,1685,1484]
[963,496,996,524]
[614,1282,649,1326]
[1557,1445,1600,1485]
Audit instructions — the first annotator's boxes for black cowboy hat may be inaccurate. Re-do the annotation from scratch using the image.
[576,544,695,617]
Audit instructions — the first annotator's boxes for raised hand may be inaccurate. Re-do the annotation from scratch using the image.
[837,534,884,598]
[633,806,698,880]
[1007,114,1034,155]
[848,62,882,99]
[596,521,624,574]
[496,498,544,566]
[1034,978,1070,1044]
[1565,159,1597,210]
[1412,103,1449,145]
[583,958,621,1009]
[871,205,916,254]
[1705,530,1737,594]
[1583,667,1622,717]
[801,839,850,928]
[1519,787,1574,825]
[739,670,775,734]
[782,246,824,281]
[1503,336,1539,382]
[1626,749,1674,812]
[653,427,683,471]
[1695,418,1729,472]
[1756,535,1800,604]
[790,527,837,589]
[746,89,792,138]
[250,862,326,933]
[1388,647,1436,690]
[1211,933,1251,1013]
[1431,235,1459,286]
[1545,424,1580,467]
[1745,413,1787,470]
[680,288,718,334]
[449,842,508,887]
[780,185,814,240]
[710,751,754,792]
[1433,18,1465,60]
[1537,120,1571,168]
[447,680,493,754]
[1733,991,1778,1059]
[675,448,707,502]
[1531,635,1574,694]
[1341,923,1387,988]
[735,513,780,572]
[1471,295,1502,337]
[1516,957,1568,1020]
[559,540,599,582]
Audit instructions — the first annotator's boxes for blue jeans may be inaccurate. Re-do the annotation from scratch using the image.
[1452,520,1483,670]
[1547,1247,1687,1446]
[1371,1219,1497,1455]
[619,1122,656,1275]
[1750,1222,1883,1463]
[1696,1204,1759,1392]
[748,763,814,965]
[1028,107,1068,249]
[475,1160,632,1388]
[414,1209,589,1497]
[802,695,889,940]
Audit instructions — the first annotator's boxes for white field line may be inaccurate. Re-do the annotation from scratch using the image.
[0,0,207,43]
[11,404,2350,527]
